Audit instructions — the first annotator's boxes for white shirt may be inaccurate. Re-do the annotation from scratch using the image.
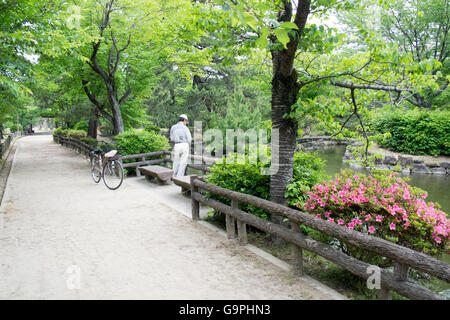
[170,122,192,144]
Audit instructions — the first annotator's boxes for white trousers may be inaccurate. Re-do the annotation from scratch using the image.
[172,142,189,177]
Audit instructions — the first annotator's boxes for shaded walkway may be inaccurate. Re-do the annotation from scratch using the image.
[0,135,344,299]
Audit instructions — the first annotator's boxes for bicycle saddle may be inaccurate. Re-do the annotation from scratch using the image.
[104,150,117,158]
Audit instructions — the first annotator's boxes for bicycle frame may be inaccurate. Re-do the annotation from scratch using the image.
[91,152,108,177]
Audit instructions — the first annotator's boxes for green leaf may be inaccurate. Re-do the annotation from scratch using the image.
[273,27,290,49]
[243,13,258,31]
[280,22,298,30]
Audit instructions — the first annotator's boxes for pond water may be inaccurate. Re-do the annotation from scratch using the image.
[315,145,450,293]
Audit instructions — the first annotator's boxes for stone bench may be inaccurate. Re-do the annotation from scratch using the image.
[139,165,173,184]
[172,175,197,194]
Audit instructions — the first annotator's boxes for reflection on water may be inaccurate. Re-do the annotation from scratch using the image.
[315,145,450,293]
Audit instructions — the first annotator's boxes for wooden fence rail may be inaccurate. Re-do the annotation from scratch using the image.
[0,135,12,159]
[54,135,96,157]
[190,176,449,300]
[53,136,217,175]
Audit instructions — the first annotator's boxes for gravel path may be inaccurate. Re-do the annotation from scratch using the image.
[0,135,338,300]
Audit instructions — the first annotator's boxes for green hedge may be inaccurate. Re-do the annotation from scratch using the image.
[67,129,87,139]
[372,109,450,156]
[114,129,170,174]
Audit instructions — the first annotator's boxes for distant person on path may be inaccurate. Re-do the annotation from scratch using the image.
[170,114,192,177]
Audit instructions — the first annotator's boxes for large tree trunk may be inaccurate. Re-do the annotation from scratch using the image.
[269,0,311,244]
[270,55,300,245]
[270,72,299,205]
[110,97,124,135]
[88,107,98,139]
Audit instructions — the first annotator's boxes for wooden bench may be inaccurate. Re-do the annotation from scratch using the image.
[138,165,173,184]
[172,175,197,194]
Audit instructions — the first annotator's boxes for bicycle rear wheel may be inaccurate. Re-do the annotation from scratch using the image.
[90,155,101,183]
[102,159,124,190]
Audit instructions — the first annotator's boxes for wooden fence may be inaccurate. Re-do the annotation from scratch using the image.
[54,135,97,157]
[190,176,450,300]
[53,135,218,175]
[0,135,12,159]
[54,134,450,299]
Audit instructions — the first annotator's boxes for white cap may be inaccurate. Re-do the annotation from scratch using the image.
[179,114,188,121]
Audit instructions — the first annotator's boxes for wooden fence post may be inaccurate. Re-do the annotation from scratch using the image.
[377,263,408,300]
[226,210,236,240]
[392,262,409,299]
[394,262,409,282]
[234,200,247,245]
[377,287,392,300]
[163,151,168,168]
[290,220,304,275]
[191,176,200,220]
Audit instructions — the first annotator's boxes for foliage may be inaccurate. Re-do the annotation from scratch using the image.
[115,129,170,155]
[80,136,98,148]
[207,149,328,222]
[0,0,66,125]
[372,108,450,156]
[66,129,87,140]
[143,121,161,134]
[114,129,170,174]
[53,128,69,137]
[52,127,65,137]
[73,121,89,132]
[9,123,23,132]
[302,169,449,266]
[206,153,271,221]
[285,152,329,208]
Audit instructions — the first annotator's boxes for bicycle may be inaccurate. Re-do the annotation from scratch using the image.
[90,141,124,190]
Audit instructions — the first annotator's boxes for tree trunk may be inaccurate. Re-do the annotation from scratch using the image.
[88,107,98,139]
[111,98,124,135]
[268,0,311,245]
[270,64,299,244]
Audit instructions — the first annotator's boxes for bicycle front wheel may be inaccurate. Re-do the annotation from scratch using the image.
[102,159,124,190]
[91,155,101,183]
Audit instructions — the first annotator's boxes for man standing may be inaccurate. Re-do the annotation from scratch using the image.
[170,114,192,177]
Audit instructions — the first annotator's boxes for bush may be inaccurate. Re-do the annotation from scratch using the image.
[207,153,271,221]
[206,149,328,222]
[9,123,23,132]
[114,129,170,174]
[58,128,69,137]
[73,121,89,132]
[67,129,87,139]
[372,108,450,156]
[143,121,161,134]
[285,151,329,208]
[52,127,65,136]
[302,169,449,266]
[80,136,98,148]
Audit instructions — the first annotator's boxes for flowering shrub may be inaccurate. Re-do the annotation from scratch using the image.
[301,169,449,265]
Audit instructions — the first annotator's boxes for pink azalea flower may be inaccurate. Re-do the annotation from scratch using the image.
[365,214,371,221]
[389,223,396,230]
[368,226,376,234]
[376,215,383,222]
[337,219,344,225]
